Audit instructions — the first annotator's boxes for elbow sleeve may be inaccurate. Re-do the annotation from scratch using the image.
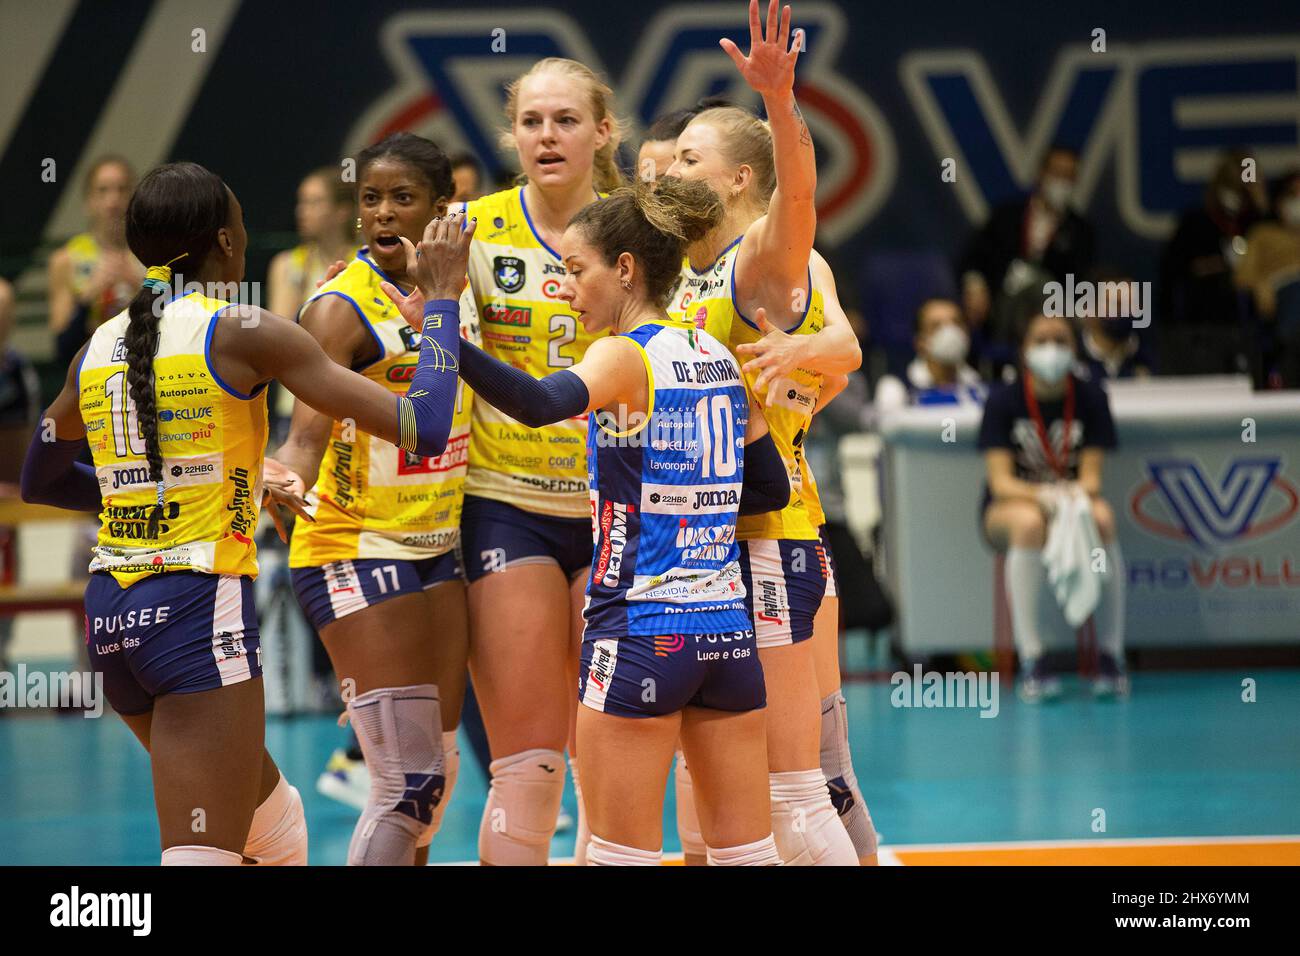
[739,432,790,516]
[459,339,589,427]
[21,430,101,511]
[399,299,462,458]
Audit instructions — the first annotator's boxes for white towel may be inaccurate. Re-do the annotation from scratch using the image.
[1040,486,1108,627]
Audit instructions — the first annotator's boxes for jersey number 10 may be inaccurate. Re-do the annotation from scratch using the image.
[694,394,737,479]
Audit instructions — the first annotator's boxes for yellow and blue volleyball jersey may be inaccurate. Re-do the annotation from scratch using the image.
[78,291,268,588]
[668,236,827,540]
[65,233,137,329]
[584,320,750,639]
[288,250,479,566]
[461,186,602,518]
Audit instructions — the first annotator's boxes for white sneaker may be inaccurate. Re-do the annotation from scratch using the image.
[316,749,370,811]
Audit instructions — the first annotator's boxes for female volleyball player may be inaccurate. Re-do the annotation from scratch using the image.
[447,57,622,865]
[978,310,1126,701]
[47,156,143,370]
[664,0,865,864]
[385,177,791,864]
[268,133,475,865]
[20,162,467,865]
[266,167,357,321]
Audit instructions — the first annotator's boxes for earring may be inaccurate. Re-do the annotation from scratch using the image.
[355,217,363,231]
[621,278,632,291]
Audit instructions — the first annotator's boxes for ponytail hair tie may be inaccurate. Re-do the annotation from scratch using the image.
[142,252,190,292]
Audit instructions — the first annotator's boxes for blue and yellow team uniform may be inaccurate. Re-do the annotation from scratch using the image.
[78,291,268,714]
[288,250,479,631]
[458,186,601,582]
[578,320,763,718]
[668,234,835,647]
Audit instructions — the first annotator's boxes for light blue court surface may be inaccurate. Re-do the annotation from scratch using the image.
[2,670,1298,865]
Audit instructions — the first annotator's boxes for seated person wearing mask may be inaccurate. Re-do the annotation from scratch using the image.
[1076,270,1155,381]
[977,311,1127,702]
[874,297,986,411]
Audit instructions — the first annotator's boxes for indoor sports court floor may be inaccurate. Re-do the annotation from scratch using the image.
[3,670,1298,865]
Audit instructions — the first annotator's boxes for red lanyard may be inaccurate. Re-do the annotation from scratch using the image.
[1022,372,1075,478]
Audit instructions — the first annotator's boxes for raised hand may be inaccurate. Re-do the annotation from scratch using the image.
[720,0,799,98]
[379,280,427,334]
[399,211,477,302]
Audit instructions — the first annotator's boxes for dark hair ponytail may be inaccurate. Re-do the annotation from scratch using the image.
[123,162,231,537]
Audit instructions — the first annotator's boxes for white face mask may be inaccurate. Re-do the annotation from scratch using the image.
[1040,176,1073,212]
[1280,195,1300,228]
[927,323,969,365]
[1025,342,1073,385]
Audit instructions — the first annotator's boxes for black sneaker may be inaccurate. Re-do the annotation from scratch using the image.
[1018,657,1062,703]
[1092,653,1130,697]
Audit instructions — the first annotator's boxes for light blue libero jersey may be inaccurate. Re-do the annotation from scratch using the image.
[584,320,752,638]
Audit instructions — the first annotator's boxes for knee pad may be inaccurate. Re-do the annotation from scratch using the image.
[707,834,782,866]
[674,751,706,859]
[770,769,859,866]
[570,754,592,866]
[820,691,879,858]
[418,730,461,849]
[161,845,242,866]
[477,748,565,866]
[587,835,661,866]
[244,772,308,865]
[346,684,444,866]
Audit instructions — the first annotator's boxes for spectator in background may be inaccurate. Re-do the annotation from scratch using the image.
[1236,169,1300,387]
[874,297,986,412]
[450,152,484,202]
[636,96,733,181]
[0,277,39,437]
[1158,149,1266,377]
[1076,269,1155,381]
[266,167,357,319]
[977,311,1127,702]
[46,155,141,370]
[958,146,1095,371]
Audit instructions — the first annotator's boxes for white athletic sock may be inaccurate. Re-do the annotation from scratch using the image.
[161,845,242,866]
[1096,542,1126,658]
[570,754,592,866]
[674,750,706,860]
[769,769,859,866]
[244,772,308,865]
[707,834,782,866]
[586,834,661,866]
[1006,546,1047,662]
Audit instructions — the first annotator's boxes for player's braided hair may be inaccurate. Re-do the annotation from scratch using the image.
[123,162,230,538]
[569,176,722,307]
